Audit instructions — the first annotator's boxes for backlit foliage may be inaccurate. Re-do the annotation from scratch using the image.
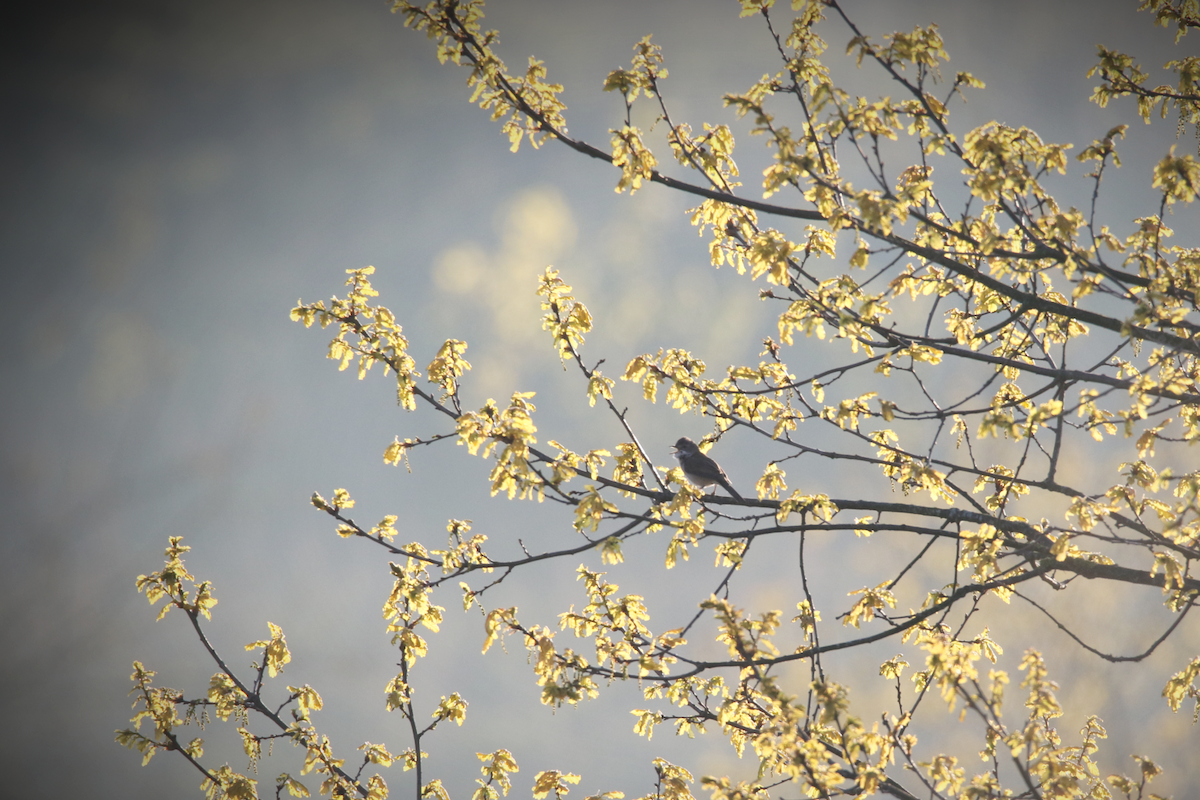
[122,2,1199,799]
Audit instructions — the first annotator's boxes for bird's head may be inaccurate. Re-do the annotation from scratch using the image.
[672,437,699,458]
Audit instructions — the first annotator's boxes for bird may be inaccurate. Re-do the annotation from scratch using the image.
[671,437,744,501]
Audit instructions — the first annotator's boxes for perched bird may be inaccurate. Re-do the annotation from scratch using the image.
[671,437,744,501]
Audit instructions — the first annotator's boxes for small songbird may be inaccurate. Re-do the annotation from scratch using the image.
[671,437,744,501]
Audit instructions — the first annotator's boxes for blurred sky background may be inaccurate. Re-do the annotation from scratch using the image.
[2,1,1197,798]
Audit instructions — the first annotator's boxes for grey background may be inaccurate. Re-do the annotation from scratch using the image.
[2,1,1196,798]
